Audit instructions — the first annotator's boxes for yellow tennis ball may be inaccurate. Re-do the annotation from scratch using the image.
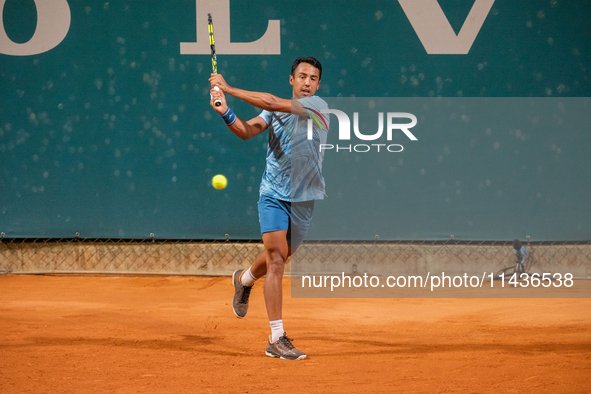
[212,174,227,190]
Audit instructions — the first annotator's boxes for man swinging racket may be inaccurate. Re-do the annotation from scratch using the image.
[209,56,329,360]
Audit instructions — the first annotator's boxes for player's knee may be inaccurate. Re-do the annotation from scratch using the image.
[266,251,286,271]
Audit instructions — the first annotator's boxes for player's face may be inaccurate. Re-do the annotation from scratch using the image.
[290,63,321,98]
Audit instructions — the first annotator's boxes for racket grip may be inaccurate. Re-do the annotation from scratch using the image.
[212,86,222,107]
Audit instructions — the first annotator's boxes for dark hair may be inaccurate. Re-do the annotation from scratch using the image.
[513,239,522,250]
[291,56,322,80]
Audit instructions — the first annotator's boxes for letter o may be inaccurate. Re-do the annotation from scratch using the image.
[397,276,407,287]
[369,276,379,287]
[353,144,370,152]
[0,0,71,56]
[352,276,363,288]
[387,144,404,152]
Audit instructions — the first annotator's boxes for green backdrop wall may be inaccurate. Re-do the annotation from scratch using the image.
[1,0,590,240]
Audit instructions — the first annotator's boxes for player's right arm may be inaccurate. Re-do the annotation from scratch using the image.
[210,87,268,140]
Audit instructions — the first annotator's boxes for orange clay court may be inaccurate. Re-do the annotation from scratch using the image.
[0,274,590,393]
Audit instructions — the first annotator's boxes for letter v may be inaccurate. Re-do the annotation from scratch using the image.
[398,0,495,54]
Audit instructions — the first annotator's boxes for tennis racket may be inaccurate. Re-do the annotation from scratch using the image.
[208,13,222,107]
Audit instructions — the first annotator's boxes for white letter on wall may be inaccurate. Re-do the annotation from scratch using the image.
[180,0,280,55]
[0,0,71,56]
[398,0,494,54]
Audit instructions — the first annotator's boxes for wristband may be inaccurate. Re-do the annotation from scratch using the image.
[221,107,237,126]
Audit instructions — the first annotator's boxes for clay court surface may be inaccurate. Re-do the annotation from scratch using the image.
[1,275,590,393]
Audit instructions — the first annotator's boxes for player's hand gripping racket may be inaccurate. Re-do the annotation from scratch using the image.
[208,13,222,107]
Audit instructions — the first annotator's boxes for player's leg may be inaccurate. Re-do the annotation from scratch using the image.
[232,195,291,318]
[261,229,289,322]
[264,200,313,360]
[260,200,314,318]
[262,229,306,360]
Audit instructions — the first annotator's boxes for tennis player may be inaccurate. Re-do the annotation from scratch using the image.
[209,57,329,360]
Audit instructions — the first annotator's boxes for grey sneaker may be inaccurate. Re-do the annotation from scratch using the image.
[265,333,307,360]
[232,269,252,318]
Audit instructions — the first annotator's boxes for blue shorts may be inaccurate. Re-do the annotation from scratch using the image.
[257,195,315,247]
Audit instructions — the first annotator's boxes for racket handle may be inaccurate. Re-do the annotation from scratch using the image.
[211,86,222,107]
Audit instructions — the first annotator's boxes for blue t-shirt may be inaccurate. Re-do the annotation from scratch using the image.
[257,96,329,202]
[514,246,527,264]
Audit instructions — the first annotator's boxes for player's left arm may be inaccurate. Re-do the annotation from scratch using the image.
[209,74,307,115]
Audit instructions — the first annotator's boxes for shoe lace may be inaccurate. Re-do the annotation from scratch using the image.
[239,285,252,303]
[278,335,295,350]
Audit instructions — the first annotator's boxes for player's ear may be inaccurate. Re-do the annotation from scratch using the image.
[289,74,294,85]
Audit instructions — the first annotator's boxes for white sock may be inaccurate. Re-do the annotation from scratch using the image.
[270,320,284,343]
[240,267,257,287]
